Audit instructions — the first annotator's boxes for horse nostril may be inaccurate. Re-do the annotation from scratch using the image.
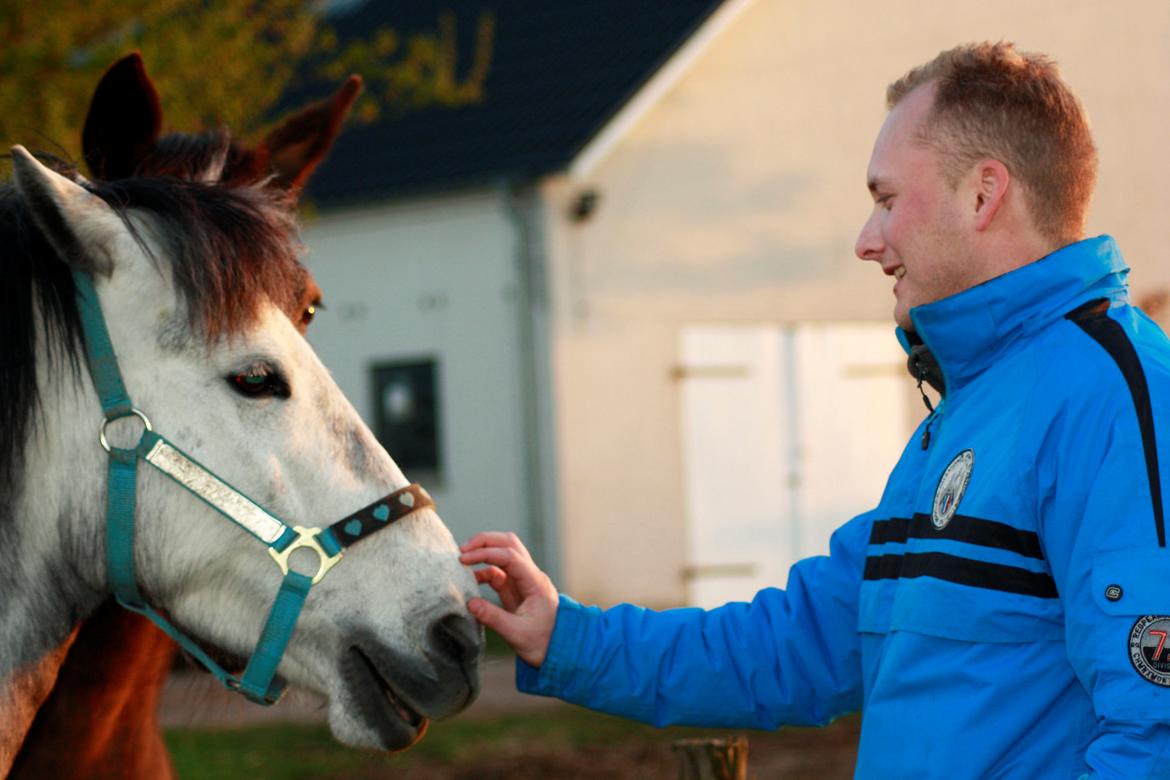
[429,613,484,668]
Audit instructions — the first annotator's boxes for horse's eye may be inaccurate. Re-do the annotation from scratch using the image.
[301,299,323,328]
[228,363,290,399]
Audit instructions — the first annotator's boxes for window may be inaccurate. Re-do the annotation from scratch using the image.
[370,359,442,479]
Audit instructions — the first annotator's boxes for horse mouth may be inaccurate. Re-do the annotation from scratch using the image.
[349,645,429,749]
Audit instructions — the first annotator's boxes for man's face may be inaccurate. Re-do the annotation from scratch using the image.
[855,85,979,332]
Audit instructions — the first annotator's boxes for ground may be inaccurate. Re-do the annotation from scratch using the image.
[163,657,860,779]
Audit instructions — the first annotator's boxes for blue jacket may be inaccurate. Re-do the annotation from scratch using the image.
[518,236,1170,779]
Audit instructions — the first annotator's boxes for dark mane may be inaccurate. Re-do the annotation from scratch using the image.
[135,128,271,186]
[101,174,308,340]
[0,153,308,499]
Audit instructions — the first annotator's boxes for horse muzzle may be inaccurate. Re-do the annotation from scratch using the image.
[341,615,482,750]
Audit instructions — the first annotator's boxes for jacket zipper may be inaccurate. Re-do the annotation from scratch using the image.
[921,403,942,450]
[912,368,943,450]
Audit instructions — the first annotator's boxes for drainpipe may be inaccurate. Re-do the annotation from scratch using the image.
[502,179,562,583]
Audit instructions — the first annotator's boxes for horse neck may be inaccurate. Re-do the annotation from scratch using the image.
[10,602,177,780]
[0,629,77,775]
[0,312,107,769]
[3,289,177,778]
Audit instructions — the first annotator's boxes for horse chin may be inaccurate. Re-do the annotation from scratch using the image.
[330,644,435,751]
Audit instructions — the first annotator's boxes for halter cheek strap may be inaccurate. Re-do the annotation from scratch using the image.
[75,270,433,704]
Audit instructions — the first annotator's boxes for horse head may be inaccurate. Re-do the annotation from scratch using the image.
[4,146,481,752]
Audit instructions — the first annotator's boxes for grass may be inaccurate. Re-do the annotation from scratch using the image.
[165,638,860,779]
[164,634,514,779]
[166,706,861,780]
[165,704,801,780]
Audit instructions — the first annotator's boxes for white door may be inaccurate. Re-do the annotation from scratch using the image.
[679,323,910,608]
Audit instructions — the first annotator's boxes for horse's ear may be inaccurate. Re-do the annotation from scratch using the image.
[82,52,163,180]
[11,146,120,276]
[262,75,362,191]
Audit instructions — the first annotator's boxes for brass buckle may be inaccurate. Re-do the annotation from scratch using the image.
[268,526,343,585]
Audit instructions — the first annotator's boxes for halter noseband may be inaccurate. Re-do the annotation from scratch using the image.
[74,270,431,704]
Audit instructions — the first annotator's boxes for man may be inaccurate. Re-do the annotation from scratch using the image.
[460,42,1170,778]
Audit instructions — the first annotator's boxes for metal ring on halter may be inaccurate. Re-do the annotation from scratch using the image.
[99,407,153,453]
[268,526,344,585]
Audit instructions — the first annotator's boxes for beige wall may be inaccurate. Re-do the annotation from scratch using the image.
[544,0,1170,606]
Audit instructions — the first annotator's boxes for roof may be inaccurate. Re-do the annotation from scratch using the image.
[293,0,726,209]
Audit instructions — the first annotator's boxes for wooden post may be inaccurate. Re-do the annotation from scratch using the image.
[671,736,749,780]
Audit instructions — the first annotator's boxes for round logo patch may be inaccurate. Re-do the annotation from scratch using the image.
[1129,616,1170,687]
[932,449,974,530]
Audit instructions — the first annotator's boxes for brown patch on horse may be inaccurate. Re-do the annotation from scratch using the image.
[295,272,324,333]
[9,603,176,780]
[0,629,76,776]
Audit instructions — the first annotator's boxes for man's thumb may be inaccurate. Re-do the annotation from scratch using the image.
[468,597,519,638]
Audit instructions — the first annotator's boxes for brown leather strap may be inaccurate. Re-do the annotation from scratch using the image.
[326,484,435,550]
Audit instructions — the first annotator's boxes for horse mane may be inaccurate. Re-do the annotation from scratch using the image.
[0,148,309,501]
[133,127,271,186]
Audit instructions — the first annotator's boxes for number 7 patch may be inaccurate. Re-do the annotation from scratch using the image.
[1129,616,1170,687]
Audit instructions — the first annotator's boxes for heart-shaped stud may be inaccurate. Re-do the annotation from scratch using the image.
[344,518,362,537]
[399,492,415,508]
[372,504,391,522]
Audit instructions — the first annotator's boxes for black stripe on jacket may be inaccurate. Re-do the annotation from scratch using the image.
[863,552,1058,598]
[869,514,1045,559]
[1066,299,1166,547]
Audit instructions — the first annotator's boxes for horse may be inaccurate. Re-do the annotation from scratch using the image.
[15,61,363,778]
[8,53,370,780]
[0,71,482,776]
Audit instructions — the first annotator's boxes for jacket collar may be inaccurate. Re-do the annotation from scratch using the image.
[895,235,1130,395]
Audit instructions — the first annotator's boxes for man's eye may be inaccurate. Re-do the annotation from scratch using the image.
[228,363,291,399]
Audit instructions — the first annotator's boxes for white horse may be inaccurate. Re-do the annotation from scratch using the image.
[0,147,482,771]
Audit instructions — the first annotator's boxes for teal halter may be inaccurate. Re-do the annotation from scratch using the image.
[73,270,433,704]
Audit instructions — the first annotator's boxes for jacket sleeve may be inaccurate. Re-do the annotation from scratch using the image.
[515,513,870,729]
[1039,388,1170,779]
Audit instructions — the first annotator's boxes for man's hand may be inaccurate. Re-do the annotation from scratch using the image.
[459,532,559,668]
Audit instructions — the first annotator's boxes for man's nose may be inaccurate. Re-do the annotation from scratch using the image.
[855,212,883,261]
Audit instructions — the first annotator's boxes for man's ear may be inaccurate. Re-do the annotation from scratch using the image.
[82,52,163,181]
[11,146,123,276]
[262,75,363,191]
[973,159,1010,232]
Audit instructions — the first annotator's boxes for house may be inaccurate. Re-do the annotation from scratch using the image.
[298,0,1170,609]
